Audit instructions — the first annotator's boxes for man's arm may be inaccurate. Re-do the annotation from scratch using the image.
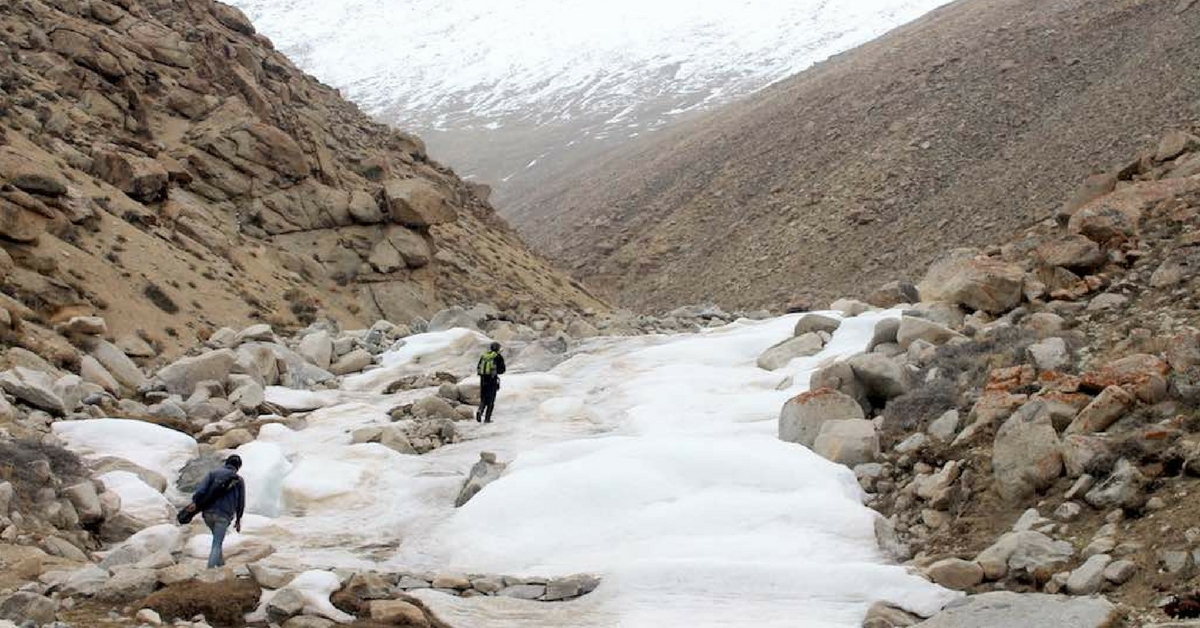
[497,355,507,375]
[235,480,245,532]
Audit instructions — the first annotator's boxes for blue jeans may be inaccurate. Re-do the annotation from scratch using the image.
[203,512,231,568]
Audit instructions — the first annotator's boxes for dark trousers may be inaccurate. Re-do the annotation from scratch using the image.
[478,377,499,422]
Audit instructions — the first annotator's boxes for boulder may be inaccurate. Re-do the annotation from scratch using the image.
[368,600,429,627]
[1004,531,1076,581]
[918,249,1025,314]
[1081,353,1170,403]
[1027,337,1070,372]
[89,339,149,390]
[58,316,109,336]
[912,592,1115,627]
[925,558,984,591]
[427,306,481,332]
[867,280,920,308]
[0,147,67,196]
[380,178,456,227]
[1065,386,1132,434]
[94,568,158,602]
[80,355,120,395]
[63,481,104,524]
[455,453,507,507]
[1068,178,1200,243]
[793,313,841,336]
[896,316,962,349]
[0,199,47,242]
[756,333,824,370]
[156,349,237,396]
[387,227,433,268]
[1066,554,1111,595]
[92,148,170,203]
[778,387,866,447]
[0,367,66,414]
[847,354,910,401]
[412,395,457,420]
[0,592,57,625]
[812,419,879,467]
[298,331,334,369]
[1156,129,1200,162]
[927,410,961,443]
[330,349,373,375]
[863,602,922,628]
[1035,236,1105,272]
[992,400,1063,501]
[1084,458,1147,511]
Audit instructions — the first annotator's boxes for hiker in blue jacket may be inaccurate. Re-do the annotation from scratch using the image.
[476,342,507,423]
[187,454,246,568]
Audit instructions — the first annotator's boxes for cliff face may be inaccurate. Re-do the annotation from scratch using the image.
[508,0,1200,311]
[0,0,603,357]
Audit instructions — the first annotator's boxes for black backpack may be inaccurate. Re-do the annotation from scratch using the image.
[177,473,241,524]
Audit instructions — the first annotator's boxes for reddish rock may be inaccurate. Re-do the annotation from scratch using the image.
[92,148,170,203]
[919,249,1025,314]
[1068,178,1200,244]
[1035,236,1105,272]
[1065,386,1134,434]
[1081,354,1170,403]
[986,365,1037,393]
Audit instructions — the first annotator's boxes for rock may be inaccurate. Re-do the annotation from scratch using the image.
[208,327,238,348]
[1054,502,1083,522]
[778,387,865,447]
[1103,559,1137,584]
[79,355,120,395]
[897,317,961,349]
[63,481,104,524]
[913,592,1115,627]
[0,367,66,414]
[794,313,841,336]
[1084,459,1147,511]
[267,588,306,622]
[58,316,109,336]
[810,361,869,411]
[249,563,296,589]
[1081,354,1170,404]
[156,349,236,396]
[135,608,163,626]
[846,353,910,401]
[427,306,481,332]
[89,339,148,390]
[756,333,824,370]
[0,592,57,625]
[0,199,47,242]
[1065,386,1132,434]
[1060,434,1113,478]
[812,419,879,467]
[543,576,585,601]
[1159,550,1192,575]
[0,147,68,196]
[116,335,156,358]
[926,558,984,591]
[829,298,872,316]
[863,601,922,628]
[927,410,960,443]
[976,531,1074,582]
[94,568,157,602]
[992,400,1063,501]
[1156,130,1200,162]
[867,281,920,308]
[235,324,275,344]
[380,178,456,227]
[368,600,429,626]
[214,428,254,450]
[868,318,901,351]
[1035,236,1106,272]
[283,617,335,628]
[918,249,1025,314]
[894,432,929,454]
[1027,337,1070,372]
[455,453,507,507]
[431,574,471,589]
[330,349,373,375]
[92,147,169,203]
[1066,554,1111,595]
[298,331,334,369]
[412,395,458,420]
[498,584,545,600]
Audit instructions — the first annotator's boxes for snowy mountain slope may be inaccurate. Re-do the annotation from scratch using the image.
[228,0,952,200]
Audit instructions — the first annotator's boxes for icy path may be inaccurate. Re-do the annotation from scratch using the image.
[77,314,958,626]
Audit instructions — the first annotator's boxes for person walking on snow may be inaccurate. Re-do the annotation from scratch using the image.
[476,342,506,423]
[185,454,246,568]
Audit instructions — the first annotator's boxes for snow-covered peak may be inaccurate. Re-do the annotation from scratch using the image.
[229,0,951,195]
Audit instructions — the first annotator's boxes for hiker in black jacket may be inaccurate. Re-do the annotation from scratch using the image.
[187,455,246,568]
[476,342,507,423]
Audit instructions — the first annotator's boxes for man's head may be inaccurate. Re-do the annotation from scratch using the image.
[225,454,243,470]
[489,341,501,352]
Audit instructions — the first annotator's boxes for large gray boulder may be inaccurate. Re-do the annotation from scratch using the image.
[0,367,66,414]
[793,313,841,336]
[757,333,824,370]
[297,330,334,369]
[89,339,148,390]
[812,419,879,467]
[896,316,962,349]
[913,592,1115,627]
[156,349,237,396]
[1084,458,1147,511]
[992,400,1063,501]
[810,361,869,411]
[778,388,865,447]
[455,452,506,507]
[847,354,911,401]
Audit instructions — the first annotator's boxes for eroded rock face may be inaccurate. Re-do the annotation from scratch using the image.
[913,592,1115,627]
[919,249,1025,314]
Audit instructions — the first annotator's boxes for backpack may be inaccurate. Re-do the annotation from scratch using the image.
[478,351,499,377]
[177,472,241,524]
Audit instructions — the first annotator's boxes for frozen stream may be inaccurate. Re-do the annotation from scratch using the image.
[61,313,957,626]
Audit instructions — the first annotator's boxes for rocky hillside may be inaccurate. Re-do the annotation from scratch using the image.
[771,132,1200,626]
[510,0,1200,312]
[0,0,604,361]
